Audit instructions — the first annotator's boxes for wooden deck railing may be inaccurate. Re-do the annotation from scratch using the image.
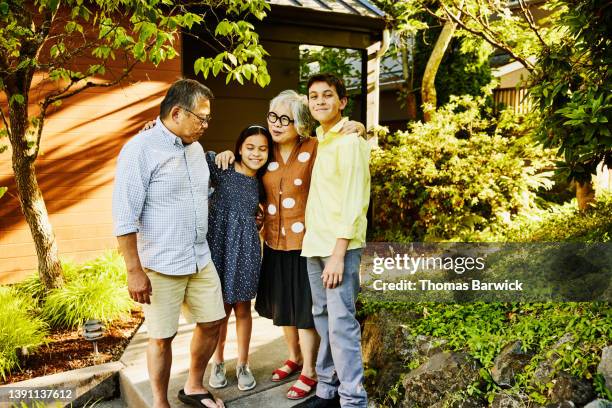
[493,87,532,114]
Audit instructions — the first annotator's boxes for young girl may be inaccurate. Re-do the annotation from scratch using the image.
[205,125,273,392]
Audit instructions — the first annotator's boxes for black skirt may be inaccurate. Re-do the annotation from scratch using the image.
[255,245,315,329]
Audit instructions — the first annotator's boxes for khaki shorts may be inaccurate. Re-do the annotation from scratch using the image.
[143,261,226,339]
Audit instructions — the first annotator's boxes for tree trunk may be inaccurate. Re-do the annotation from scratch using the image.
[575,180,595,212]
[7,86,64,289]
[401,36,418,121]
[422,18,459,122]
[406,91,418,120]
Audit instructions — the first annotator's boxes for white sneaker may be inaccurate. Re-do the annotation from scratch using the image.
[208,361,227,389]
[236,363,256,391]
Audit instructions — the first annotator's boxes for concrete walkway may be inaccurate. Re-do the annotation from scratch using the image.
[119,310,306,407]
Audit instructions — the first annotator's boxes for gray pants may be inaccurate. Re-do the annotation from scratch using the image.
[307,249,367,408]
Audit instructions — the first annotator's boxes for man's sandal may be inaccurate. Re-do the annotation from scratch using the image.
[178,389,219,407]
[271,359,302,382]
[286,374,317,400]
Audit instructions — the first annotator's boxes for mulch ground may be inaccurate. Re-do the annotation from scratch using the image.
[1,309,144,385]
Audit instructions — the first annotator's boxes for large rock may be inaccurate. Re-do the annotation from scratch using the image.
[401,351,482,408]
[361,313,406,398]
[430,396,485,408]
[545,402,575,408]
[532,334,576,387]
[550,372,595,406]
[490,392,529,408]
[491,341,533,388]
[598,346,612,392]
[361,311,447,399]
[415,334,449,357]
[361,312,404,368]
[584,400,612,408]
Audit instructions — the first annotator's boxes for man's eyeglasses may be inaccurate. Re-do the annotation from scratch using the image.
[181,107,212,126]
[267,111,294,127]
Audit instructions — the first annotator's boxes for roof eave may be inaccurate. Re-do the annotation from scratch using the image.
[268,4,387,32]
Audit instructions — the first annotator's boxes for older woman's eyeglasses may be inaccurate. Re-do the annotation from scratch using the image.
[181,107,212,126]
[267,111,294,127]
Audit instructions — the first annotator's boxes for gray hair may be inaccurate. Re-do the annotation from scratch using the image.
[160,79,214,119]
[269,90,315,138]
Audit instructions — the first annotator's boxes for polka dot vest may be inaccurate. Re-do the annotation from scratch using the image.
[262,137,317,251]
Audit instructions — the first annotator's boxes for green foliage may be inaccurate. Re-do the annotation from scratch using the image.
[370,94,555,242]
[41,274,132,328]
[530,0,612,182]
[433,0,565,71]
[15,259,82,306]
[502,193,612,243]
[433,35,493,108]
[15,251,133,328]
[372,1,495,119]
[298,46,361,117]
[194,13,271,86]
[299,46,361,90]
[0,1,270,91]
[359,300,612,404]
[0,287,48,380]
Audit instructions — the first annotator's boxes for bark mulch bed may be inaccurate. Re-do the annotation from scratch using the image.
[1,309,143,385]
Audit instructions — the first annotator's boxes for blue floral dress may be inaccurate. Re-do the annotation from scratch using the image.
[206,152,261,304]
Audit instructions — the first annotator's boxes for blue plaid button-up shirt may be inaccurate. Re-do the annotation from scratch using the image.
[112,117,211,275]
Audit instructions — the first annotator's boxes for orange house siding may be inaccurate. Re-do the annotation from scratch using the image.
[0,42,183,284]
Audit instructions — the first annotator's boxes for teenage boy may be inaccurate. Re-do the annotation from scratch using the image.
[298,73,370,408]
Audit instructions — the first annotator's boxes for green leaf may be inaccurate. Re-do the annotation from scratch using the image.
[0,186,6,199]
[212,60,223,76]
[138,22,157,42]
[227,53,237,66]
[215,20,231,36]
[66,21,77,33]
[9,94,25,106]
[133,42,146,61]
[194,57,204,75]
[256,72,269,88]
[234,71,243,85]
[50,44,60,58]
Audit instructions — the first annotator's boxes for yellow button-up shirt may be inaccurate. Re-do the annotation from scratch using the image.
[301,118,371,258]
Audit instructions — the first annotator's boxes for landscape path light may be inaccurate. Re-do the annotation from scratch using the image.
[82,319,105,356]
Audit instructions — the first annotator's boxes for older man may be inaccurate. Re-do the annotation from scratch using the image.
[113,79,226,408]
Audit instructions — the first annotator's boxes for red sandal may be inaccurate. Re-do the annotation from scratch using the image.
[271,359,303,382]
[287,374,317,400]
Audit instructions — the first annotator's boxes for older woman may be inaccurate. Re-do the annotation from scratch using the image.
[216,90,364,400]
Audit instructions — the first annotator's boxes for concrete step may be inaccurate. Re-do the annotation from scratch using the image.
[119,311,304,407]
[226,383,304,408]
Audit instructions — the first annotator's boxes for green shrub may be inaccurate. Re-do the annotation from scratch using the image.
[41,273,133,328]
[14,251,133,329]
[370,95,555,242]
[504,192,612,242]
[15,259,81,306]
[39,251,132,328]
[0,287,48,380]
